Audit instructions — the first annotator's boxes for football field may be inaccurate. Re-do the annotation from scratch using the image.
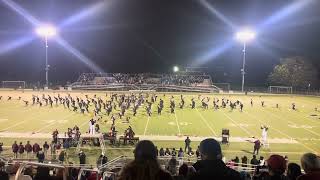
[0,89,319,163]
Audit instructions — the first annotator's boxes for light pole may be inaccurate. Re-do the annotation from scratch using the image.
[35,24,57,89]
[235,28,256,92]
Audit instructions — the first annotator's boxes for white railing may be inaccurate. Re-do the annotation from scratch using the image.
[0,155,265,180]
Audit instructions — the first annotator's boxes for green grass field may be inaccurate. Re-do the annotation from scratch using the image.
[0,90,319,165]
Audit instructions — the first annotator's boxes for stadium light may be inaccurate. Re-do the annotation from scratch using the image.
[235,29,256,43]
[173,66,179,73]
[35,24,57,89]
[235,28,256,92]
[36,24,57,38]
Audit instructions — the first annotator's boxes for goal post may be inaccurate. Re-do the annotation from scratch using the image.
[2,81,26,89]
[268,86,292,94]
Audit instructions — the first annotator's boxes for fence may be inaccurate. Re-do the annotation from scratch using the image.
[1,155,262,180]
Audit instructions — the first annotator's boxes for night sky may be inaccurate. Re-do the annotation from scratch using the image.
[0,0,319,86]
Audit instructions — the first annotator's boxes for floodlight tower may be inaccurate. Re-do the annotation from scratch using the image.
[35,24,57,89]
[235,28,256,92]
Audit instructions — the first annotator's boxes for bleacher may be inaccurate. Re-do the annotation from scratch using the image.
[70,72,221,93]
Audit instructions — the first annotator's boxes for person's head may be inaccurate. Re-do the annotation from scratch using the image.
[14,141,16,144]
[0,161,5,171]
[27,141,30,144]
[19,142,22,145]
[300,153,320,173]
[287,163,302,180]
[179,164,188,177]
[119,141,163,180]
[242,156,247,161]
[36,166,50,177]
[253,155,256,159]
[199,138,222,160]
[133,140,157,161]
[24,167,33,176]
[267,154,287,176]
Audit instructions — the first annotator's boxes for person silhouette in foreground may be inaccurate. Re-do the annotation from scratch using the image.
[190,138,241,180]
[118,140,173,180]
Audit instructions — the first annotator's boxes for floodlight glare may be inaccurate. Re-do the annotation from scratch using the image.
[35,24,57,38]
[235,28,256,93]
[173,66,179,72]
[235,29,256,43]
[35,24,57,89]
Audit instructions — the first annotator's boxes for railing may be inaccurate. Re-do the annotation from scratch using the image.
[77,168,99,180]
[0,155,271,180]
[14,161,67,180]
[97,155,259,173]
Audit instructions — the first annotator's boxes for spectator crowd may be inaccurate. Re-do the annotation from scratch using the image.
[76,73,210,87]
[0,138,319,180]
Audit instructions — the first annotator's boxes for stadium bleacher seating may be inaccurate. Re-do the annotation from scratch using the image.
[70,72,220,92]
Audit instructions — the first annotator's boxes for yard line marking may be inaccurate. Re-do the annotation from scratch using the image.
[281,98,320,125]
[0,105,57,126]
[196,109,217,136]
[0,105,35,117]
[0,111,46,131]
[268,105,318,131]
[287,120,320,137]
[174,113,181,135]
[291,110,320,125]
[79,119,90,129]
[259,108,319,153]
[295,98,319,107]
[1,121,26,131]
[143,116,150,136]
[35,113,76,133]
[264,106,312,126]
[221,111,252,137]
[243,111,292,139]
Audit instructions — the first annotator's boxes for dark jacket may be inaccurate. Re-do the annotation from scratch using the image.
[118,159,173,180]
[33,143,40,153]
[36,151,45,162]
[189,160,241,180]
[297,170,320,180]
[18,144,24,154]
[12,143,18,153]
[251,158,259,166]
[25,144,32,152]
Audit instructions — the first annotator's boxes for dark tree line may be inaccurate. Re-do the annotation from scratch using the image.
[268,56,319,89]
